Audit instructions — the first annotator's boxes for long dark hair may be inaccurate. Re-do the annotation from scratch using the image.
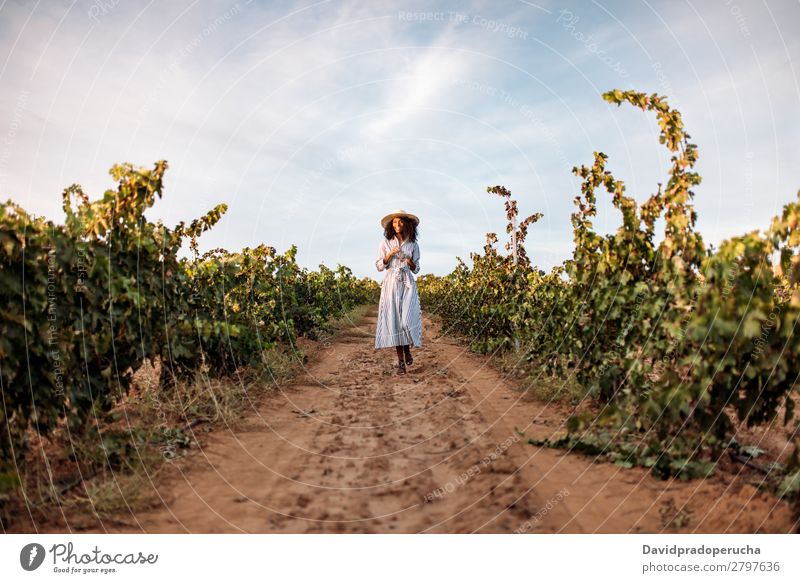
[383,216,418,242]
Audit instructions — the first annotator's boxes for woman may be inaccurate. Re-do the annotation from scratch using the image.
[374,209,422,374]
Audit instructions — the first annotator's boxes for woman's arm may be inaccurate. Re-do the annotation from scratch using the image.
[410,241,420,274]
[376,240,398,272]
[375,240,387,272]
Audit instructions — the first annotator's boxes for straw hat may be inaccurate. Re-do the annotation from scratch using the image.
[381,209,420,229]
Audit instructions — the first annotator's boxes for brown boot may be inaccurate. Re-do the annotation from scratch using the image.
[403,346,413,365]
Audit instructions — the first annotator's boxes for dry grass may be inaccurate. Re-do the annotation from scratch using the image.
[2,304,373,532]
[492,345,584,405]
[60,468,164,521]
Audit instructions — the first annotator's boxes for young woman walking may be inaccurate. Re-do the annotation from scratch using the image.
[374,209,422,374]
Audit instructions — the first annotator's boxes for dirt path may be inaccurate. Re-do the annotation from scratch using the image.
[105,307,793,533]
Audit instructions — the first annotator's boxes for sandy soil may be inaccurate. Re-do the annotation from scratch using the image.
[46,307,795,533]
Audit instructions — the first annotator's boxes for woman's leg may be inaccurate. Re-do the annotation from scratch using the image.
[394,345,407,374]
[403,344,412,363]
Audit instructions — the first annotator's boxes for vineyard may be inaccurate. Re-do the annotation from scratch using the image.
[0,162,379,504]
[418,90,800,500]
[1,89,798,532]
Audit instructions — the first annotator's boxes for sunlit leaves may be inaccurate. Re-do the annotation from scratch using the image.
[0,161,378,499]
[423,89,800,483]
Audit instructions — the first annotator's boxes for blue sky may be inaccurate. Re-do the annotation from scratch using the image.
[0,0,798,281]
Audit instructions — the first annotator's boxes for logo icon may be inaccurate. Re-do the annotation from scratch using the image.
[20,543,46,571]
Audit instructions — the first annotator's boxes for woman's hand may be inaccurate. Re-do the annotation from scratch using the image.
[404,257,415,270]
[385,247,400,263]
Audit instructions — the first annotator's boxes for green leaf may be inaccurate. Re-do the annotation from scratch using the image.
[778,471,800,499]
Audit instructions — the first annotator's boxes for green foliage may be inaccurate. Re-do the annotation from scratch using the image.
[419,185,545,353]
[189,244,378,374]
[778,470,800,499]
[0,161,378,498]
[420,89,800,481]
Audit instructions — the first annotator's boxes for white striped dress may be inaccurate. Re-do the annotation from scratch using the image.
[374,236,423,349]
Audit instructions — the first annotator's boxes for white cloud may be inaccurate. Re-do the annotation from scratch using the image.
[0,0,797,279]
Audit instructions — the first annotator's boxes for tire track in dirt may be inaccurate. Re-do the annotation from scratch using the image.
[105,307,793,533]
